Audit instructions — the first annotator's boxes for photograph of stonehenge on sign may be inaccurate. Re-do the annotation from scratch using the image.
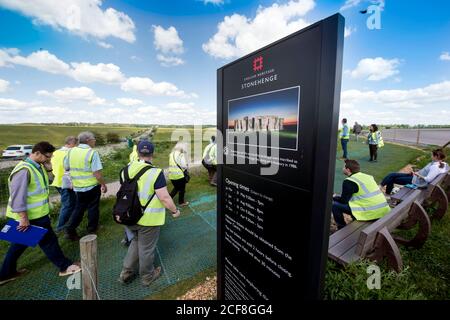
[227,86,300,150]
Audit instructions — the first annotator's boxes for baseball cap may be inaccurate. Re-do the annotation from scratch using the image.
[137,141,154,155]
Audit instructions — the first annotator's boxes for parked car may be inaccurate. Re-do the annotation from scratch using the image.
[2,145,33,158]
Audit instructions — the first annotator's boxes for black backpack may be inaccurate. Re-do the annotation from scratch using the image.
[112,165,155,226]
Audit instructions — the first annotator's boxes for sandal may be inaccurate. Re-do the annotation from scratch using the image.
[59,263,81,277]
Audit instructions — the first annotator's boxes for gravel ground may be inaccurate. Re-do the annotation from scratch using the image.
[177,276,217,300]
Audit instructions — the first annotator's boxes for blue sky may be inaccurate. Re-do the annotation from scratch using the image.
[0,0,449,125]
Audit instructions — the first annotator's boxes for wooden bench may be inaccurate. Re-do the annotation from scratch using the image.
[328,172,449,271]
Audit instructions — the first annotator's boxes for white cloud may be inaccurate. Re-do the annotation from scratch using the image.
[203,0,315,59]
[0,79,10,92]
[153,25,184,55]
[0,48,194,98]
[121,77,195,98]
[440,51,450,61]
[344,26,356,37]
[204,0,224,5]
[348,57,401,81]
[98,41,113,49]
[153,25,185,67]
[116,98,143,106]
[37,86,107,105]
[166,102,195,111]
[340,81,450,125]
[0,49,124,84]
[8,50,71,74]
[156,54,185,67]
[0,0,136,43]
[339,0,361,11]
[0,98,39,112]
[69,62,125,84]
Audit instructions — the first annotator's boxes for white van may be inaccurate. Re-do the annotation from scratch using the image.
[2,145,33,158]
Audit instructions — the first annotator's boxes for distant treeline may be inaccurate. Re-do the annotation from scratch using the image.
[357,124,450,130]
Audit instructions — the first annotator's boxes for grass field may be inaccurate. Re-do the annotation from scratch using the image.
[0,124,145,151]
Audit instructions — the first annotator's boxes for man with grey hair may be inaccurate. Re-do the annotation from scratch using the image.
[64,131,107,241]
[50,136,78,233]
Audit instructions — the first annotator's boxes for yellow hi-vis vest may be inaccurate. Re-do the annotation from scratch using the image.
[346,172,391,221]
[340,124,350,140]
[129,145,138,163]
[67,146,98,188]
[203,143,217,165]
[6,161,50,220]
[168,151,185,180]
[50,148,68,188]
[121,161,166,226]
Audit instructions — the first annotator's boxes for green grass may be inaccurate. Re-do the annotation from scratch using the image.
[0,124,144,151]
[324,206,450,300]
[334,138,425,191]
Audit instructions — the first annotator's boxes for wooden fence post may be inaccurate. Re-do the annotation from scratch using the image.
[416,129,421,145]
[80,234,98,300]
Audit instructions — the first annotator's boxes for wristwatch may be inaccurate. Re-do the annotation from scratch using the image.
[172,209,180,215]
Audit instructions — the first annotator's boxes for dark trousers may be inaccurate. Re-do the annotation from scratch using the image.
[170,178,186,204]
[65,185,101,234]
[332,201,355,230]
[0,215,72,280]
[55,187,76,232]
[202,160,217,184]
[381,173,413,194]
[369,144,378,161]
[341,139,348,159]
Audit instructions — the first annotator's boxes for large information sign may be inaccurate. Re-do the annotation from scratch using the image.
[217,14,344,300]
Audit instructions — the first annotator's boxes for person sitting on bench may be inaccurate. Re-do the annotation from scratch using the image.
[380,149,449,195]
[332,159,391,230]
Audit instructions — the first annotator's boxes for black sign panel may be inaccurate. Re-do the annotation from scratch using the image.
[217,14,344,300]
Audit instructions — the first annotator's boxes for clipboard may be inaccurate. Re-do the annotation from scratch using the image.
[0,220,48,247]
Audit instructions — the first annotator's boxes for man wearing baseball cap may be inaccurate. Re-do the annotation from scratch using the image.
[119,141,180,286]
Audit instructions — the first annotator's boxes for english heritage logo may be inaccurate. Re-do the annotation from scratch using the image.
[253,56,264,72]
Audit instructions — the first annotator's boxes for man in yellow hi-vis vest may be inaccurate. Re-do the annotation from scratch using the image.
[0,142,80,286]
[64,132,107,241]
[202,136,217,186]
[332,159,390,230]
[339,118,350,160]
[50,136,78,233]
[118,141,180,286]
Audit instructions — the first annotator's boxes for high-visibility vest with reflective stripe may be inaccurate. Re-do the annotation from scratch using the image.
[340,124,350,140]
[129,145,138,163]
[346,172,390,221]
[50,148,68,188]
[122,161,166,226]
[67,147,98,188]
[203,143,217,165]
[6,161,50,220]
[168,151,185,180]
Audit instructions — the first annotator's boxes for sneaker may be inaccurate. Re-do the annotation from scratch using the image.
[179,202,190,207]
[141,266,161,287]
[0,268,28,286]
[118,270,136,284]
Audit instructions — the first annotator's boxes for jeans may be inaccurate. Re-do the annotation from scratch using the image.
[202,160,217,185]
[65,185,101,235]
[0,215,72,280]
[381,173,413,195]
[341,139,348,159]
[55,187,76,232]
[170,178,186,204]
[332,201,354,230]
[369,144,378,161]
[122,225,160,281]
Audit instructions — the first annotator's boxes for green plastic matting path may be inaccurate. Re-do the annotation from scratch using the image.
[0,193,216,300]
